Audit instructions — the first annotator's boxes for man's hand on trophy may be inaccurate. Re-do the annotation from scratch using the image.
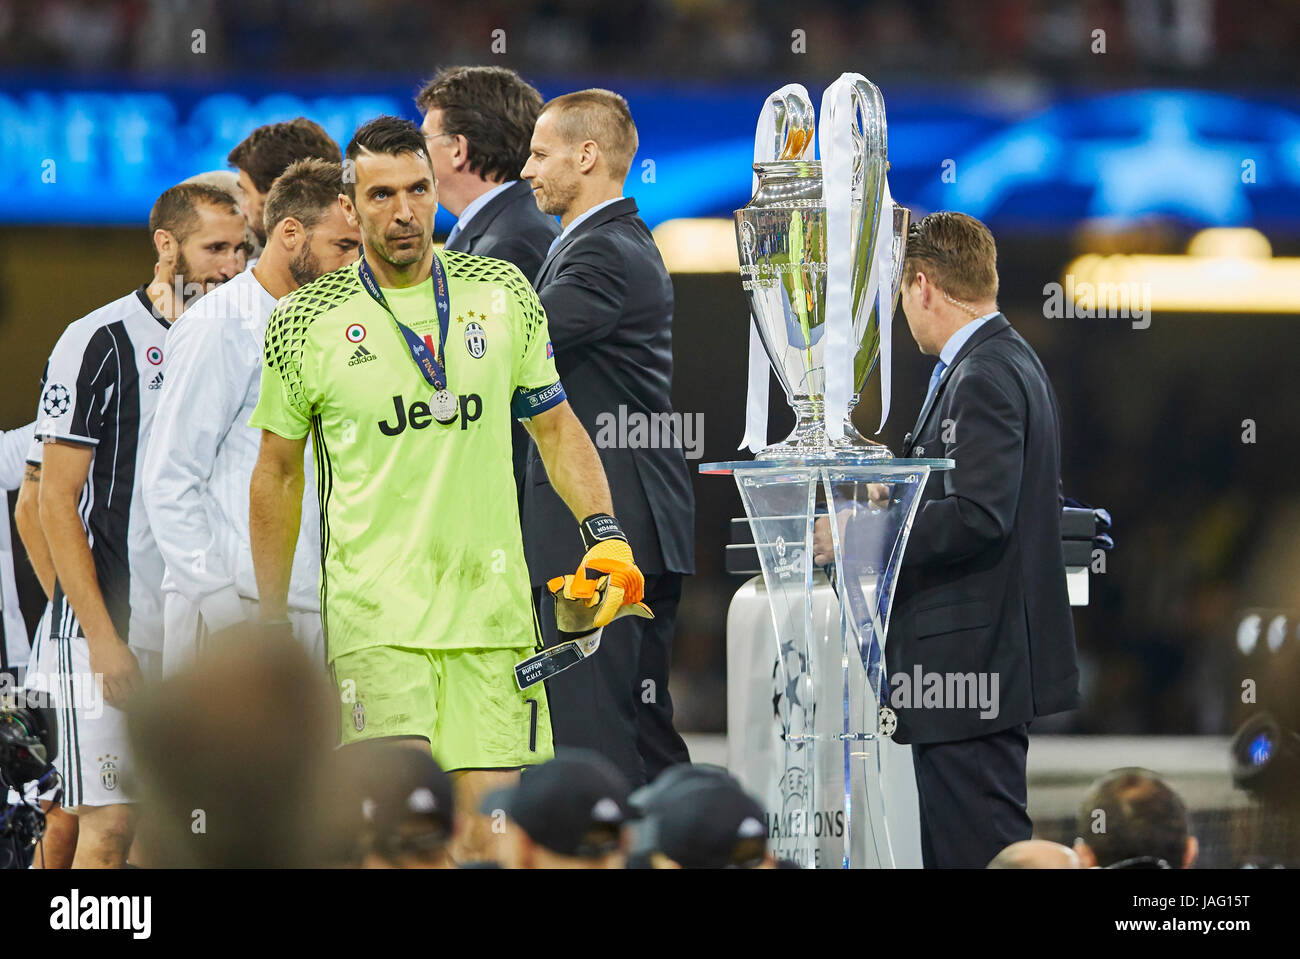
[812,516,836,568]
[813,485,893,567]
[867,482,892,509]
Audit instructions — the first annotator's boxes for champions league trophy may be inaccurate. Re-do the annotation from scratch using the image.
[703,76,953,868]
[736,77,907,459]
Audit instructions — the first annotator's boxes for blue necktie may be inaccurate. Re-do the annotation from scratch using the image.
[924,359,946,408]
[445,221,463,247]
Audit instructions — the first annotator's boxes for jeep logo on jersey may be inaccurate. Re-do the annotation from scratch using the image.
[346,323,366,343]
[465,322,486,358]
[377,394,483,434]
[146,346,163,365]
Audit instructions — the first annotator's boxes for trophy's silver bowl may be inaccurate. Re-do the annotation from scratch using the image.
[736,159,908,459]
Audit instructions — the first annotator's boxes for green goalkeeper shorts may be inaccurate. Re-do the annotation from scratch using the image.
[330,644,554,771]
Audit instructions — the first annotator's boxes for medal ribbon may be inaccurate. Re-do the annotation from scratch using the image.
[357,254,451,393]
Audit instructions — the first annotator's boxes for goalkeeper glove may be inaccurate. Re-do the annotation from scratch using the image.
[547,513,654,632]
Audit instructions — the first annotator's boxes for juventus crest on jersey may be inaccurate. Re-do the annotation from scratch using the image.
[34,286,172,652]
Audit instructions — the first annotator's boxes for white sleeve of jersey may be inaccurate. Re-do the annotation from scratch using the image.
[142,313,246,629]
[34,318,114,447]
[0,422,35,491]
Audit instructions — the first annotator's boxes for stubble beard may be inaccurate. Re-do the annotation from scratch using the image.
[535,176,578,218]
[289,236,322,287]
[372,227,431,269]
[173,249,227,304]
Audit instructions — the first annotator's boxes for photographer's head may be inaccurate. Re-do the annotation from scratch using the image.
[126,629,338,868]
[357,745,456,869]
[1074,767,1198,869]
[900,211,1000,356]
[646,778,774,869]
[987,839,1081,869]
[483,751,631,869]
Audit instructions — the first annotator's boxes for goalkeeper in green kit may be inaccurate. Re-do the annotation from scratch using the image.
[248,116,646,862]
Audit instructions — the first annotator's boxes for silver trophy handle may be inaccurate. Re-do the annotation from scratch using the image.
[770,90,816,162]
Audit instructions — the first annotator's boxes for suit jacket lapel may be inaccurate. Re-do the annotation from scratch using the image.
[535,197,637,285]
[450,180,534,252]
[906,314,1009,450]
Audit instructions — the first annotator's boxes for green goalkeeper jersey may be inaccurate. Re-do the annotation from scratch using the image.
[250,250,565,662]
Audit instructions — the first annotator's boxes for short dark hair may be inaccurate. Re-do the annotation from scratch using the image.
[415,66,544,183]
[263,158,344,236]
[540,89,638,181]
[227,118,342,195]
[343,116,432,199]
[148,182,240,253]
[1076,768,1191,868]
[903,211,999,303]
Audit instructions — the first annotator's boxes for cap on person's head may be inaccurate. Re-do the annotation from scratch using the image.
[482,749,631,858]
[626,763,741,865]
[655,779,769,869]
[362,746,455,857]
[629,762,736,814]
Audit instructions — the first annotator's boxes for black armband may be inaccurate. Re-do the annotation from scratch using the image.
[579,513,626,551]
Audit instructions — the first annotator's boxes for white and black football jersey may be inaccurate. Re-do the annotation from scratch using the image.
[34,286,172,652]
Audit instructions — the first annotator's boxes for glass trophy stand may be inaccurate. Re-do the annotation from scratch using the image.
[702,455,953,868]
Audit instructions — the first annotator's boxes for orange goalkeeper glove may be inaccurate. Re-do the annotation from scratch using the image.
[547,513,654,632]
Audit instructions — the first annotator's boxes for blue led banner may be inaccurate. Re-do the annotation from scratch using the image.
[1,74,1297,231]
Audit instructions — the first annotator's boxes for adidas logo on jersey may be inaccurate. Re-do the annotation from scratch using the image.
[147,371,164,390]
[348,345,377,367]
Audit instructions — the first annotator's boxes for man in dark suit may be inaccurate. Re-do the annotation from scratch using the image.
[839,212,1078,867]
[519,89,695,788]
[417,66,559,278]
[417,66,561,499]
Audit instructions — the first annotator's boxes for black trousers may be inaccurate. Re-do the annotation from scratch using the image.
[910,722,1032,868]
[534,572,690,788]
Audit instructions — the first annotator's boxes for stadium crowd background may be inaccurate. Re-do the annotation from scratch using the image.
[2,0,1299,757]
[3,0,1298,83]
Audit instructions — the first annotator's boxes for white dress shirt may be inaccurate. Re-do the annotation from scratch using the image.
[937,311,999,367]
[142,269,320,632]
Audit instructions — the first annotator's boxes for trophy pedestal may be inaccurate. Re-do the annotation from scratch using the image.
[725,574,923,867]
[702,456,954,868]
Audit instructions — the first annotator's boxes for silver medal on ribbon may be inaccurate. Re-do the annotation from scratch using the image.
[431,389,458,423]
